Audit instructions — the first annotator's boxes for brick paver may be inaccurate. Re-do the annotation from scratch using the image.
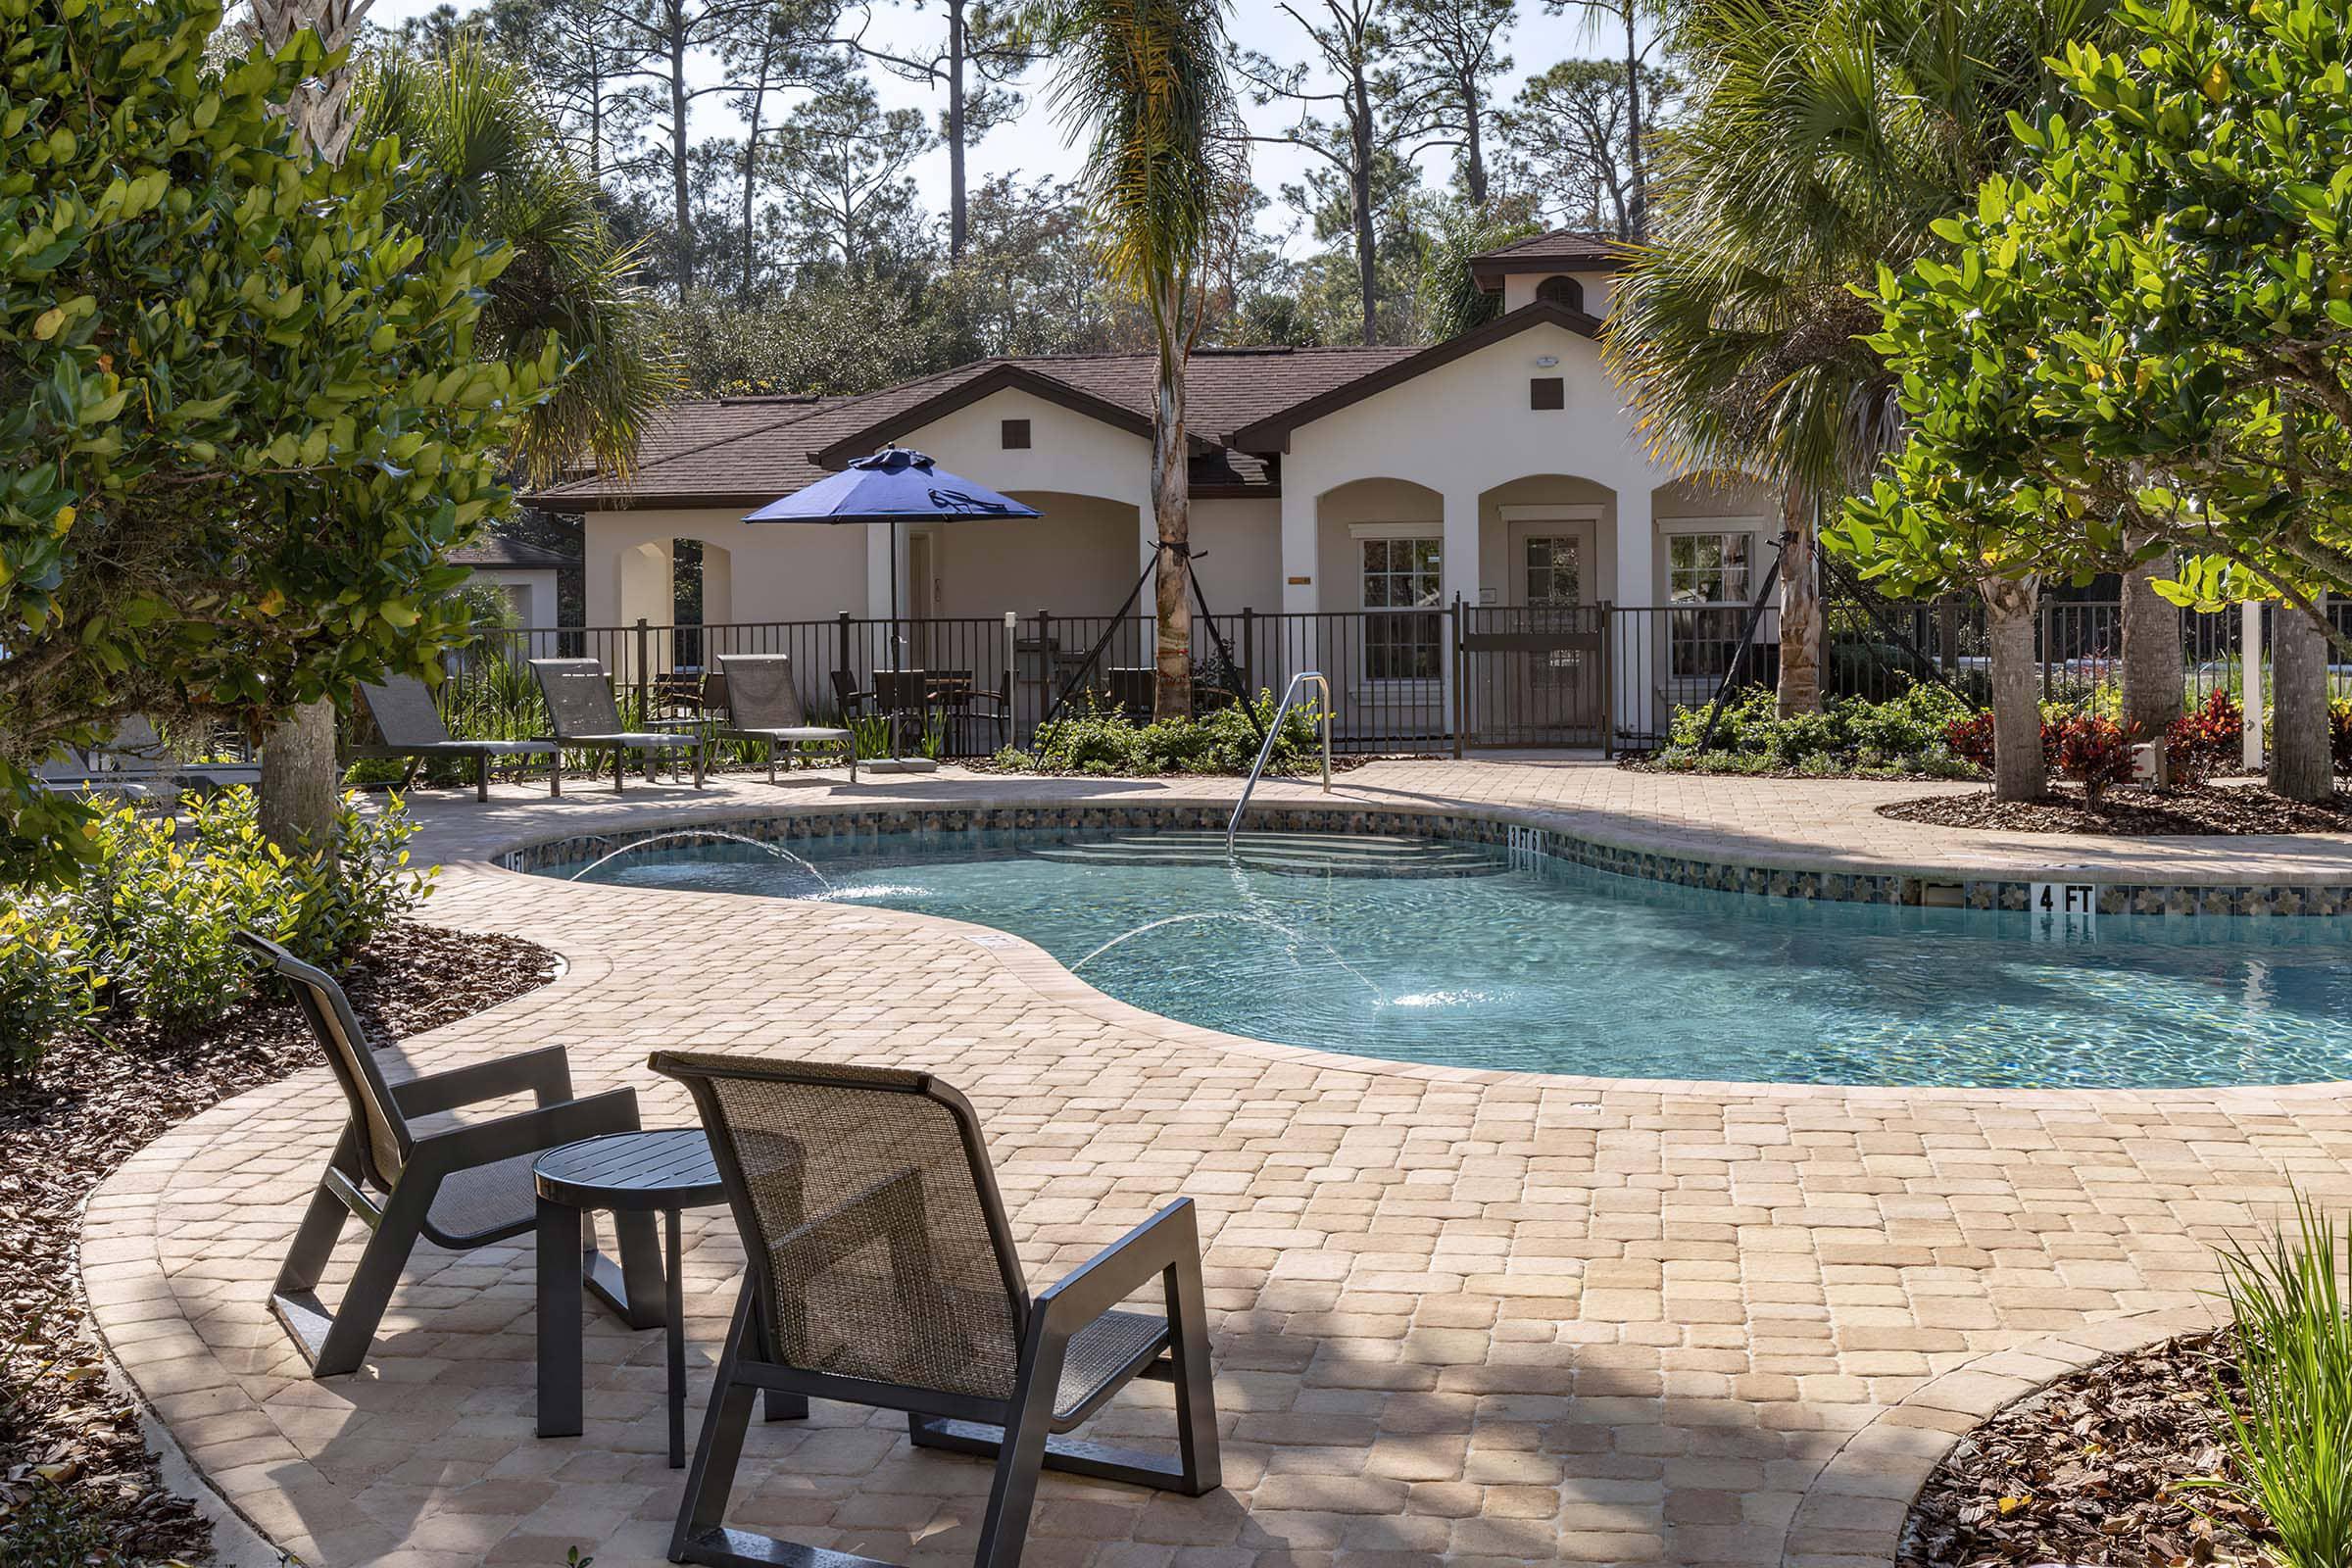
[80,762,2352,1568]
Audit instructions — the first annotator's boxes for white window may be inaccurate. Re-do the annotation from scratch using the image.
[1360,536,1443,681]
[1664,529,1756,682]
[1667,532,1752,605]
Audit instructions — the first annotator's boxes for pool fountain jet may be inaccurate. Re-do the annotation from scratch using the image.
[1071,909,1384,1002]
[567,829,834,892]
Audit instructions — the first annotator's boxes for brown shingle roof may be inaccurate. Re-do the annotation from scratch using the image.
[1468,228,1630,290]
[526,347,1415,513]
[451,533,575,569]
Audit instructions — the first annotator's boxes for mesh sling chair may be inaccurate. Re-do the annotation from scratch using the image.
[530,657,707,794]
[711,655,857,784]
[650,1054,1221,1568]
[239,933,663,1377]
[351,674,559,802]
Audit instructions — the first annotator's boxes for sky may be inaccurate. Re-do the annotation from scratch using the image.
[364,0,1622,256]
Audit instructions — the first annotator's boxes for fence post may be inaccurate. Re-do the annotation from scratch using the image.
[1450,594,1467,760]
[1600,601,1616,760]
[2038,598,2053,699]
[1241,607,1256,699]
[1034,609,1052,744]
[632,617,650,720]
[835,611,854,695]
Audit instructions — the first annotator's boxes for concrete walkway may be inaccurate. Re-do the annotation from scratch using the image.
[81,762,2352,1568]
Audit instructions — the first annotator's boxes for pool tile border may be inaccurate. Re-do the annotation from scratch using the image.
[497,800,2352,916]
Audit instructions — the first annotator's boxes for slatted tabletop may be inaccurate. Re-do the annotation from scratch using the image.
[533,1129,724,1212]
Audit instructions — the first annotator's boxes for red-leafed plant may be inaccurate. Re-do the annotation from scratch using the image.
[2052,713,2139,807]
[2166,690,2245,787]
[1945,710,1999,770]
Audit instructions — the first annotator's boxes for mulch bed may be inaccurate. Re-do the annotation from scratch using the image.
[1901,1330,2272,1568]
[1882,784,2352,836]
[0,923,558,1567]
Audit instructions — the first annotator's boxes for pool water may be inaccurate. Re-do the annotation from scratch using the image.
[547,827,2352,1090]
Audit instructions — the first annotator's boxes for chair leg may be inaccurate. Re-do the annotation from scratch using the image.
[308,1183,432,1379]
[670,1286,761,1563]
[1163,1252,1223,1495]
[612,746,625,792]
[970,1332,1066,1568]
[551,753,564,798]
[476,751,491,803]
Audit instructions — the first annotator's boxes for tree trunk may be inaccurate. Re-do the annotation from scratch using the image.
[1350,71,1377,345]
[1775,486,1822,717]
[740,31,771,303]
[1461,73,1487,207]
[1984,576,2045,801]
[252,0,370,857]
[2270,603,2332,802]
[2118,538,2184,767]
[1152,331,1193,721]
[668,4,692,295]
[1621,6,1645,241]
[948,0,968,261]
[258,701,342,851]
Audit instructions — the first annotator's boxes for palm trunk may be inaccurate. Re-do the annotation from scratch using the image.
[1983,575,2045,801]
[948,0,969,261]
[2270,604,2332,802]
[254,0,371,856]
[2118,538,2184,777]
[1152,325,1193,721]
[1775,486,1822,716]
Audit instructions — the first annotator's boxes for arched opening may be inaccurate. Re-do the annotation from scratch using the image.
[1315,478,1446,689]
[1536,274,1586,311]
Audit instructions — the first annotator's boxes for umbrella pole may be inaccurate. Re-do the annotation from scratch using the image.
[889,520,904,761]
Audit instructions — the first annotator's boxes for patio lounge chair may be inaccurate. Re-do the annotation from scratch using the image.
[90,715,262,793]
[32,748,154,803]
[351,674,560,802]
[711,655,857,784]
[529,657,706,794]
[240,932,661,1377]
[650,1052,1221,1568]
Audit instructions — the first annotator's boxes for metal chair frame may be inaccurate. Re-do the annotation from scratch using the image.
[709,656,858,784]
[348,675,559,802]
[651,1053,1221,1568]
[240,933,659,1377]
[528,657,707,794]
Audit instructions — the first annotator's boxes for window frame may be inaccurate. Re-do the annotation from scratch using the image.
[1349,525,1445,686]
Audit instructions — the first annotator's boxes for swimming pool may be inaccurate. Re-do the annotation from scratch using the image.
[540,825,2352,1090]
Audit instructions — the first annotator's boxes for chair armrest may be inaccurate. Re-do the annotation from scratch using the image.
[1035,1199,1200,1331]
[392,1046,575,1115]
[409,1086,641,1176]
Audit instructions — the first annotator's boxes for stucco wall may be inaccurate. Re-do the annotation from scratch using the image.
[583,506,868,629]
[1500,270,1618,318]
[926,491,1140,619]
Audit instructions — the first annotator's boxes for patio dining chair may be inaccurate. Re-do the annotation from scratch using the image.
[924,668,1012,756]
[240,933,662,1377]
[711,655,857,784]
[351,674,559,802]
[650,1053,1221,1568]
[529,657,706,794]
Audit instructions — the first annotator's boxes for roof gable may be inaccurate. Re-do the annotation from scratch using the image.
[811,362,1159,466]
[1227,301,1606,453]
[1468,228,1630,291]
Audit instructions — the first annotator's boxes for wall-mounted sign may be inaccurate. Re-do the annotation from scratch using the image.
[2031,881,2098,939]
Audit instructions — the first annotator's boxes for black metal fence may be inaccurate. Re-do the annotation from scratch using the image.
[423,596,2300,761]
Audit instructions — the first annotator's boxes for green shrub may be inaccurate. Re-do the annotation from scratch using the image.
[2198,1195,2352,1568]
[67,788,434,1037]
[0,896,102,1078]
[1656,681,1980,775]
[999,693,1324,776]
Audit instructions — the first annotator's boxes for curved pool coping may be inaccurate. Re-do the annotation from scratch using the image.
[1779,1302,2229,1568]
[467,792,2352,1102]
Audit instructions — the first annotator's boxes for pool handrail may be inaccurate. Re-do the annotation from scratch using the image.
[1226,671,1333,855]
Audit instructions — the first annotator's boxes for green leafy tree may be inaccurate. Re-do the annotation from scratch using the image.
[1843,0,2352,802]
[1607,0,2109,738]
[1027,0,1246,719]
[0,0,558,883]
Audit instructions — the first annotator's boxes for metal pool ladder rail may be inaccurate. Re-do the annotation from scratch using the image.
[1226,670,1333,855]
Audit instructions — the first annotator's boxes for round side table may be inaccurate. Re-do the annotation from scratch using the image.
[533,1128,726,1468]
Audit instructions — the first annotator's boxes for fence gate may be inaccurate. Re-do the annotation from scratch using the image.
[1455,604,1612,753]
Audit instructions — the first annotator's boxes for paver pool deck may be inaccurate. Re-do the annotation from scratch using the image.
[82,760,2352,1568]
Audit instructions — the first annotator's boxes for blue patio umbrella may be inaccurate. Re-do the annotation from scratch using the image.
[744,448,1043,654]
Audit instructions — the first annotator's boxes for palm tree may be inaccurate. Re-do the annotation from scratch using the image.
[251,0,375,853]
[1024,0,1245,719]
[355,40,676,489]
[1607,0,2107,764]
